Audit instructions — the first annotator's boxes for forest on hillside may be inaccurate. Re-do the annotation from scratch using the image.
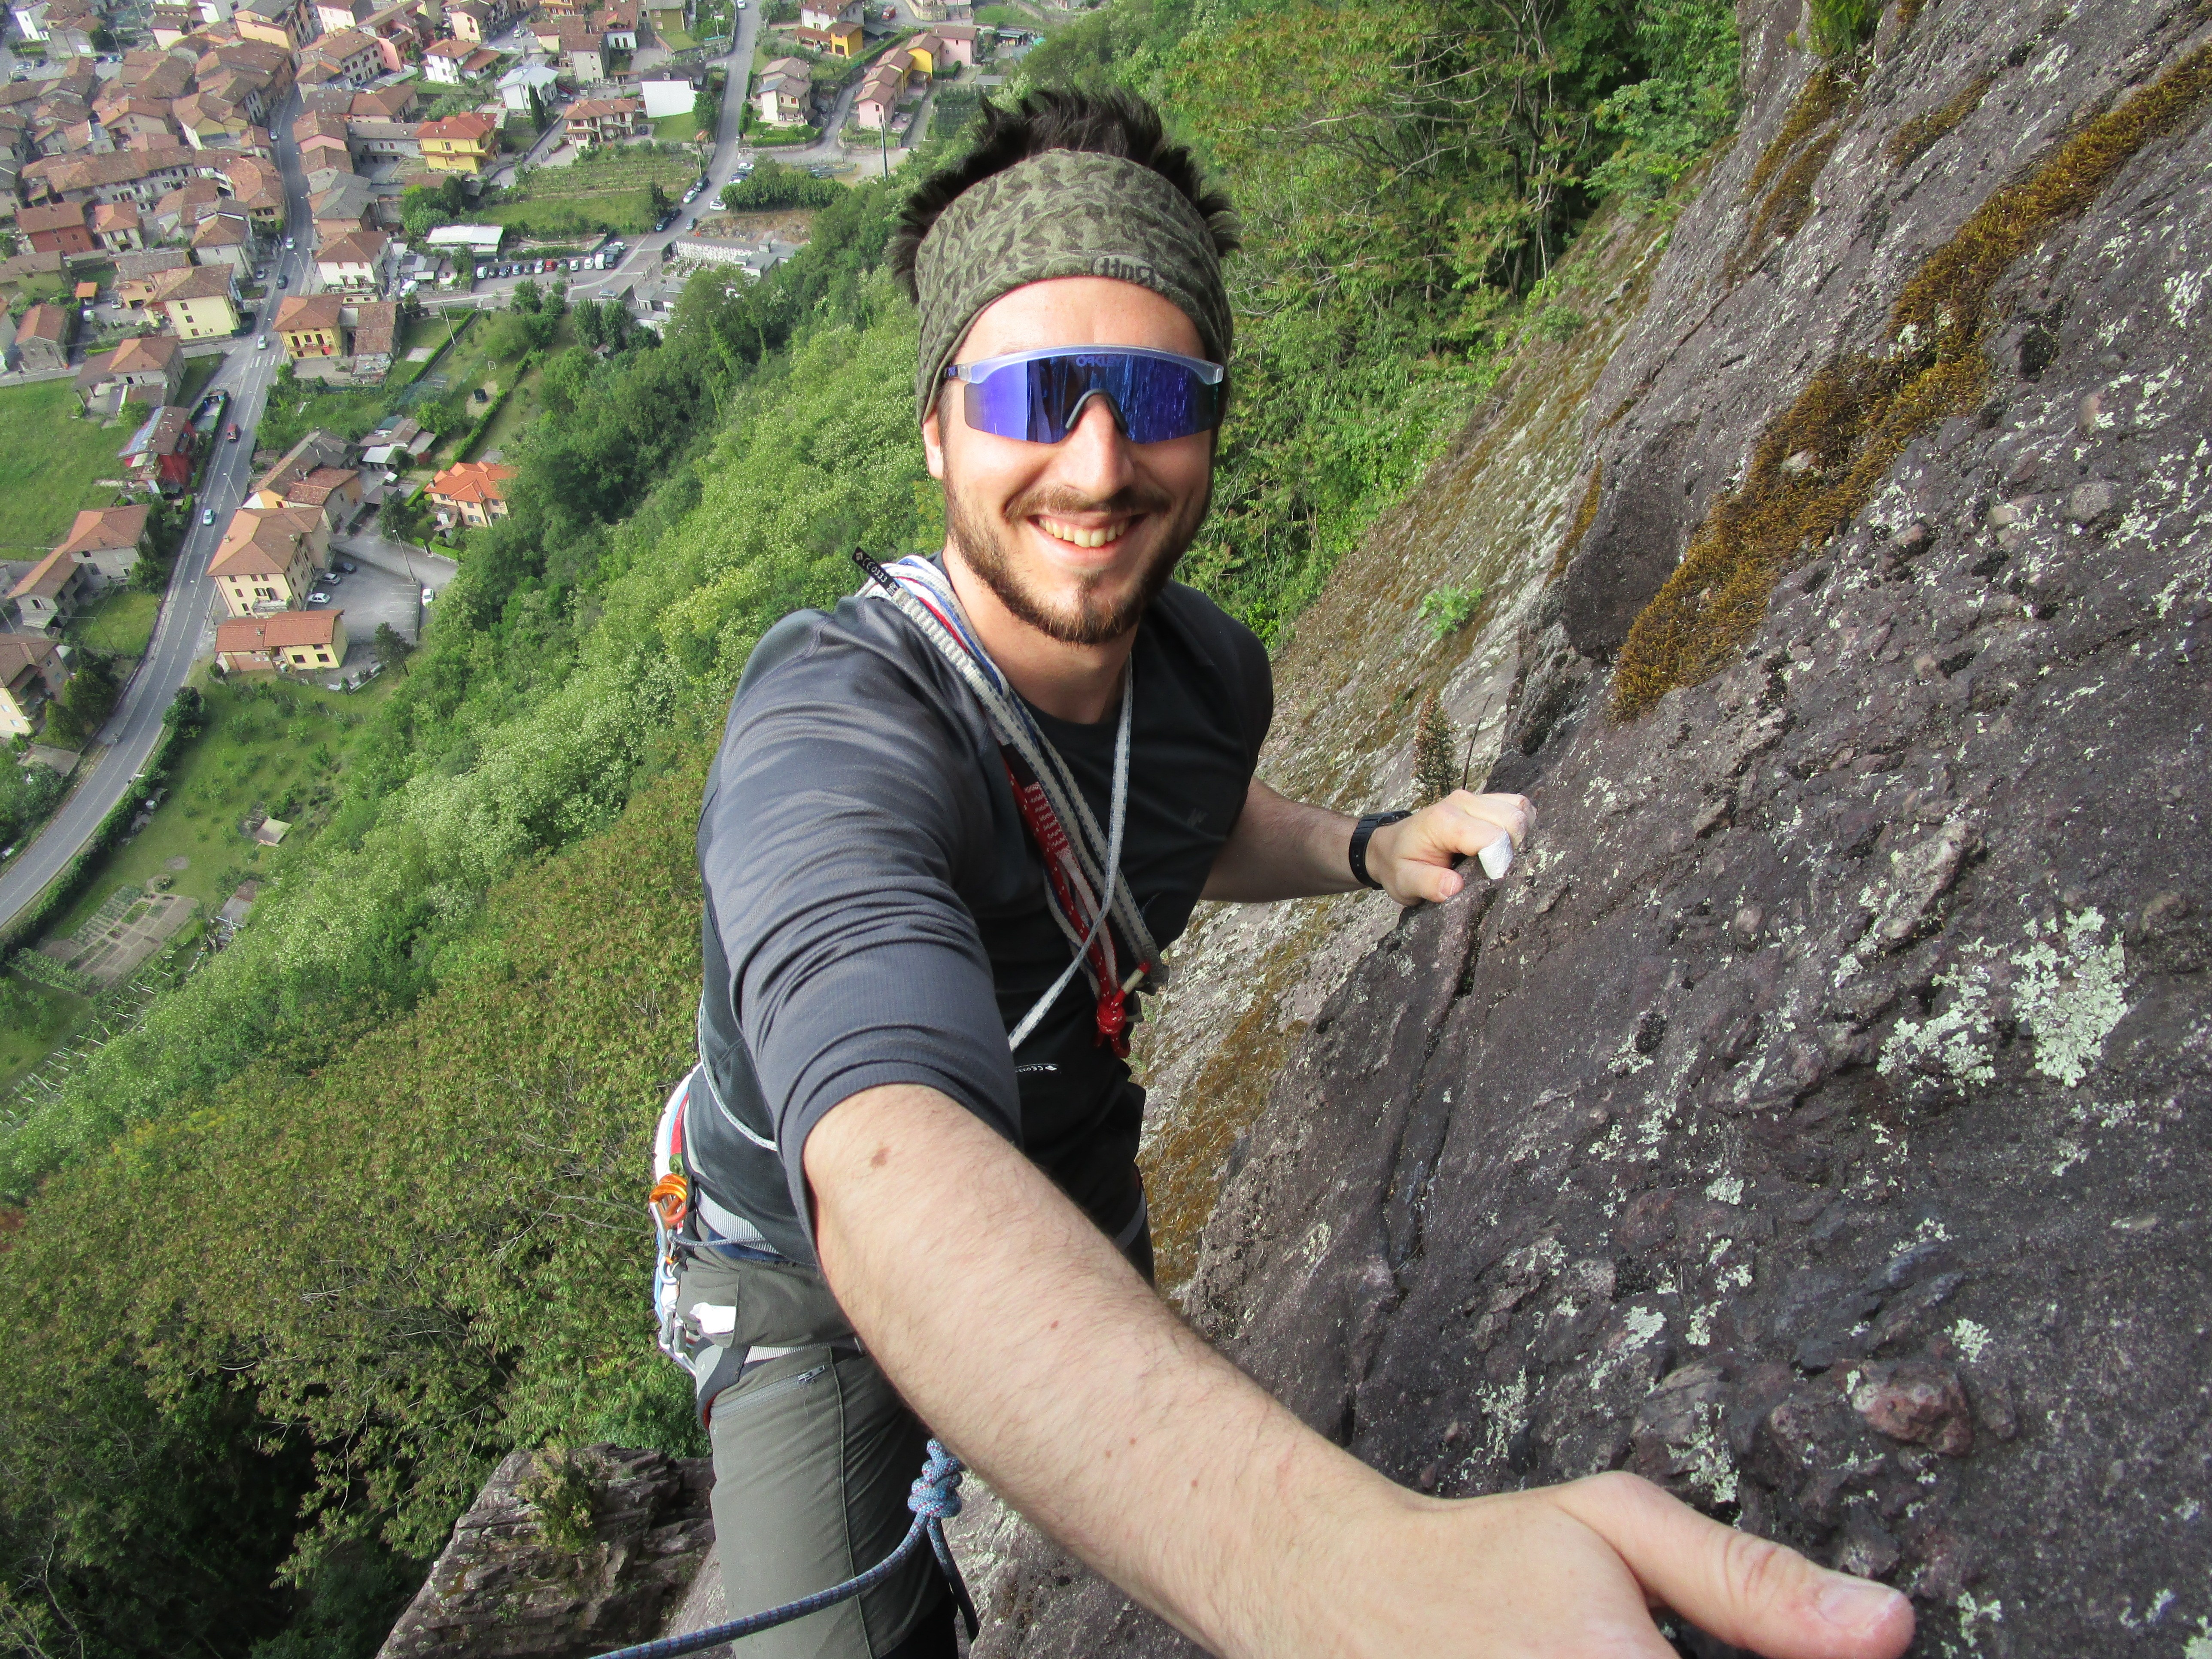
[0,2,1754,1653]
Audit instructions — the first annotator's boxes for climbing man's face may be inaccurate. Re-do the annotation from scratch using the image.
[924,276,1215,648]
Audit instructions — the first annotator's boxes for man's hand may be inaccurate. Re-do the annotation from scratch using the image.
[806,1085,1913,1659]
[1366,787,1534,905]
[1317,1473,1912,1659]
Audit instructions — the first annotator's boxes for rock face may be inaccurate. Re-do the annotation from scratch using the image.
[958,1,2212,1654]
[377,1446,714,1659]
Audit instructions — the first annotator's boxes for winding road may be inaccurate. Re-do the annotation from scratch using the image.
[0,93,316,934]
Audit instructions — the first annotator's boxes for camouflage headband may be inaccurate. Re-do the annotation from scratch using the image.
[914,149,1232,424]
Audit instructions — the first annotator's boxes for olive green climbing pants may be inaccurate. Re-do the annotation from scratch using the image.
[679,1246,946,1659]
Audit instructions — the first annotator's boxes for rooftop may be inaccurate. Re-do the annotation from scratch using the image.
[55,504,150,557]
[216,608,343,651]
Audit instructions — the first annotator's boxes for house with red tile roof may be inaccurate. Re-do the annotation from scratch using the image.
[216,607,349,673]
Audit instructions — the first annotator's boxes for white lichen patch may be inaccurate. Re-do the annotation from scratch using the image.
[1474,1370,1531,1466]
[2169,267,2205,327]
[2183,1620,2212,1659]
[2013,909,2130,1087]
[1705,1175,1745,1205]
[1881,972,1997,1088]
[1675,1415,1738,1507]
[1589,1307,1668,1394]
[1880,910,2130,1094]
[1951,1318,1993,1362]
[1957,1591,2004,1643]
[1298,1219,1333,1267]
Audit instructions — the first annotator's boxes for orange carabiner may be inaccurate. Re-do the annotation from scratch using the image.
[650,1170,690,1228]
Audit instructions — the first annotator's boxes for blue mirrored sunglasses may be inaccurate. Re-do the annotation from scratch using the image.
[946,346,1226,446]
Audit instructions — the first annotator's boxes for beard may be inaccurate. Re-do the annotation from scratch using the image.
[944,472,1209,648]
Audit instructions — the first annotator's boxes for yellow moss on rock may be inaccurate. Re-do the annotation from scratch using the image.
[1613,40,2212,720]
[1552,461,1606,577]
[1889,70,1997,168]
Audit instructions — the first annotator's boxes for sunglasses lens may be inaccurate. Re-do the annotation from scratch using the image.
[962,352,1220,445]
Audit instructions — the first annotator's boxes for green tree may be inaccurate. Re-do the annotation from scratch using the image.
[43,653,120,747]
[511,277,544,314]
[720,158,841,211]
[373,623,415,675]
[131,552,167,591]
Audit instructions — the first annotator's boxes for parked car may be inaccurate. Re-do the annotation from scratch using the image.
[201,507,215,526]
[227,422,240,441]
[324,571,344,586]
[307,590,332,606]
[334,559,357,574]
[421,586,435,605]
[284,235,295,250]
[276,274,288,289]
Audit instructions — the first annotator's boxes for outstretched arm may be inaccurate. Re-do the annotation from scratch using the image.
[806,1083,1915,1659]
[1202,777,1536,905]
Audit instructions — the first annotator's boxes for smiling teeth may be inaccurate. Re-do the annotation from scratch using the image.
[1038,517,1126,549]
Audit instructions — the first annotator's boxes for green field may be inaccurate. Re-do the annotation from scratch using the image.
[43,674,398,945]
[485,147,700,236]
[178,356,220,408]
[0,380,136,558]
[653,112,705,141]
[66,587,158,658]
[0,975,89,1095]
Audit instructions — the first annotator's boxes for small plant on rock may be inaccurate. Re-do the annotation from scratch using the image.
[1413,691,1459,807]
[518,1446,601,1553]
[1416,584,1483,641]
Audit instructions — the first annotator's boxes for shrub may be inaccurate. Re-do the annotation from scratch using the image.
[1416,584,1483,640]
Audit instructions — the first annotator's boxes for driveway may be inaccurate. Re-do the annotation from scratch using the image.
[331,529,459,605]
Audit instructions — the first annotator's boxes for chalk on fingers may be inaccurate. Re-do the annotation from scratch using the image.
[1478,836,1514,881]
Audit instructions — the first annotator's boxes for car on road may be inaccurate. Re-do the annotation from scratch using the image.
[227,422,240,441]
[421,586,435,605]
[257,334,269,349]
[201,507,215,526]
[336,559,358,574]
[323,571,344,586]
[284,235,295,250]
[277,274,288,288]
[307,590,332,605]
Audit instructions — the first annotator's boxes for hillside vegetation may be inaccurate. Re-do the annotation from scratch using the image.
[0,3,1741,1654]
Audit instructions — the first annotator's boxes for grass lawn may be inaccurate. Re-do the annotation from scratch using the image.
[67,587,158,658]
[653,112,705,141]
[0,975,91,1096]
[179,356,220,408]
[0,380,137,557]
[256,383,394,457]
[43,674,398,944]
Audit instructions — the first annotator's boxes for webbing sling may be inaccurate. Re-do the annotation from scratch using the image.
[852,550,1168,1054]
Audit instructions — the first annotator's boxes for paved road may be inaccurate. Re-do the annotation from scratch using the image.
[0,91,316,935]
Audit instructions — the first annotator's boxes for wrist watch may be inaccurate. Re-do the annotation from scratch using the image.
[1348,811,1411,890]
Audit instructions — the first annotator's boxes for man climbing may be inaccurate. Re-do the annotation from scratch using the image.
[656,89,1916,1659]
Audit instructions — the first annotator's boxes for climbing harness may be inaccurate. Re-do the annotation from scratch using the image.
[590,1438,978,1659]
[623,555,1174,1654]
[851,549,1166,1055]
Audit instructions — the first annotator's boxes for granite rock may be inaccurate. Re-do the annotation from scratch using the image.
[960,0,2212,1653]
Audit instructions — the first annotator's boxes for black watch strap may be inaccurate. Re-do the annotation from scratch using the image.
[1349,811,1411,890]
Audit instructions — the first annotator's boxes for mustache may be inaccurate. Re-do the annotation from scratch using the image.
[1008,481,1176,521]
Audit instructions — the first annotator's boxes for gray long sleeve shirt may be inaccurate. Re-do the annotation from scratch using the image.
[690,575,1273,1267]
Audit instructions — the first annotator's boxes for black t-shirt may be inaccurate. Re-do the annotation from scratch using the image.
[690,574,1273,1266]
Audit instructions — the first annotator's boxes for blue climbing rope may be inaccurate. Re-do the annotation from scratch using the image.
[593,1441,979,1659]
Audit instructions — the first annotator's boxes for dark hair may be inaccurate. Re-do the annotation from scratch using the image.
[888,87,1239,302]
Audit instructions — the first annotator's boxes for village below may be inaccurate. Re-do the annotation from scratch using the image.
[0,0,1036,1098]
